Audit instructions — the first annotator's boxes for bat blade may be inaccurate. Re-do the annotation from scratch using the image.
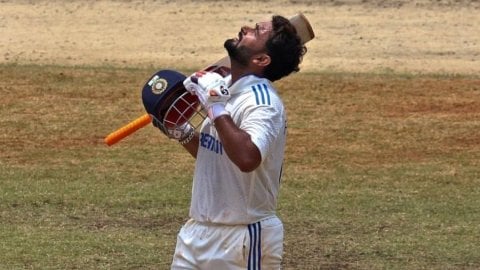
[289,13,315,45]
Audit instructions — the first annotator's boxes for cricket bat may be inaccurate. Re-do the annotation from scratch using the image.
[104,13,315,146]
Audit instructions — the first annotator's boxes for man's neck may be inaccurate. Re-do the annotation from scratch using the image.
[230,60,263,85]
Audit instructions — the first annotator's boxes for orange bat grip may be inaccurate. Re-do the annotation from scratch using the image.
[104,114,152,146]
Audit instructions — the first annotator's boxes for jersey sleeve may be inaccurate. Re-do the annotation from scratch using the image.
[239,89,285,161]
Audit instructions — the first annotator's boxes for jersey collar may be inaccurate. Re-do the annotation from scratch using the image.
[226,74,270,95]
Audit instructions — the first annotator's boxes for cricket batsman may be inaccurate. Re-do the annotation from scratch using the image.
[152,15,308,269]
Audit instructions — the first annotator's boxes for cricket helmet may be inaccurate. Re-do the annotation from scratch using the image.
[142,69,205,131]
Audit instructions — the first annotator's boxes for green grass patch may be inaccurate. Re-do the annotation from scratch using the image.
[1,64,479,269]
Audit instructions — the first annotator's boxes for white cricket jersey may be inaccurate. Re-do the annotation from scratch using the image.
[190,74,287,225]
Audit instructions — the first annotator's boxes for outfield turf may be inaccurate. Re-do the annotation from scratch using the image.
[1,64,479,269]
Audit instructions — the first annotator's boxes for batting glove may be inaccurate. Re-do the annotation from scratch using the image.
[183,71,230,121]
[152,115,195,143]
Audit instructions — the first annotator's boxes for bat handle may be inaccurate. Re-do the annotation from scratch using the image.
[104,114,152,146]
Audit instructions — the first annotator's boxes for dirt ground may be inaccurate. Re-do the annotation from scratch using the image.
[1,0,479,75]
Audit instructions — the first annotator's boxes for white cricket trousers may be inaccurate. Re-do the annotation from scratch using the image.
[171,216,283,270]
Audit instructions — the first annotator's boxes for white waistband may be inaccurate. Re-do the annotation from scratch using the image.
[188,215,282,227]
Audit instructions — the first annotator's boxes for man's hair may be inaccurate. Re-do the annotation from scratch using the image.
[264,15,307,82]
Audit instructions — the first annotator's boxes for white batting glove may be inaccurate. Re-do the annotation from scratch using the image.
[183,71,230,121]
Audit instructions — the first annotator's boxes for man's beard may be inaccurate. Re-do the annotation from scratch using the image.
[224,38,251,66]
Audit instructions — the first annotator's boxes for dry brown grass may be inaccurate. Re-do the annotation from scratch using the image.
[1,64,480,269]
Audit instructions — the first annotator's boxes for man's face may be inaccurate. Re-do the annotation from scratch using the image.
[224,21,273,66]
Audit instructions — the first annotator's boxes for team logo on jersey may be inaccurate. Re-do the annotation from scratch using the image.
[148,75,168,95]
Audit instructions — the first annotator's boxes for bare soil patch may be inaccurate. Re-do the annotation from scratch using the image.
[1,0,479,75]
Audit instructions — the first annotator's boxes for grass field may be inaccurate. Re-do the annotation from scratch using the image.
[1,63,479,269]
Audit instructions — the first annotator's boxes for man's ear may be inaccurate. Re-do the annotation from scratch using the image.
[252,53,271,67]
